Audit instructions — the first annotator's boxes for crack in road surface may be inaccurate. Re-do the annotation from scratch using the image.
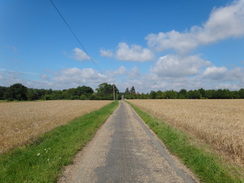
[58,101,199,183]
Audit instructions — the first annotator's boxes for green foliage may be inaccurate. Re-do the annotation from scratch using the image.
[0,86,7,100]
[80,95,88,100]
[2,82,244,101]
[239,89,244,98]
[130,86,136,94]
[138,93,150,99]
[156,90,163,99]
[5,83,27,101]
[198,88,206,98]
[149,91,157,99]
[0,101,118,183]
[124,86,139,99]
[124,86,244,100]
[1,84,96,101]
[62,86,94,100]
[187,90,201,99]
[125,87,130,94]
[179,89,187,99]
[129,103,243,183]
[96,83,119,100]
[165,90,178,99]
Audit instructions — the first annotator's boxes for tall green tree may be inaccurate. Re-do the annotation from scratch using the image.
[179,89,187,99]
[239,88,244,98]
[130,86,136,94]
[187,90,201,99]
[0,86,7,100]
[27,88,39,100]
[198,88,206,98]
[125,88,130,94]
[150,91,157,99]
[156,90,163,99]
[76,85,93,96]
[96,83,119,100]
[165,90,178,99]
[6,83,28,101]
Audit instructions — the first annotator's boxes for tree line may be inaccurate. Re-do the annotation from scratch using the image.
[123,87,244,99]
[1,83,244,101]
[0,83,119,101]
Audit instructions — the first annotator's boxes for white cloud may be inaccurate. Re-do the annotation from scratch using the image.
[116,42,154,62]
[202,66,227,80]
[129,66,140,78]
[100,49,113,57]
[146,31,197,54]
[72,48,91,61]
[215,83,241,90]
[100,43,154,62]
[151,55,210,78]
[1,65,243,92]
[202,66,244,81]
[228,67,244,80]
[108,66,127,77]
[146,0,244,54]
[115,66,127,75]
[200,0,244,42]
[53,67,110,89]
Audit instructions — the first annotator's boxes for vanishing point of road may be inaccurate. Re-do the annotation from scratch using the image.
[58,101,199,183]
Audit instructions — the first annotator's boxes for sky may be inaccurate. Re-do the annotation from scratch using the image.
[1,0,244,93]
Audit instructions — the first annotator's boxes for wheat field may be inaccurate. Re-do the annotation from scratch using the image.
[128,99,244,164]
[0,100,111,154]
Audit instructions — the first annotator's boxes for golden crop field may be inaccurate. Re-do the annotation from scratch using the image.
[0,100,111,154]
[128,99,244,164]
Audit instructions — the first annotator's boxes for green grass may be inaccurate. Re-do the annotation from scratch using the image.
[129,102,243,183]
[0,101,118,183]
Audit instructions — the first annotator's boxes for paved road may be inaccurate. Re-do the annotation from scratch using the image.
[58,101,198,183]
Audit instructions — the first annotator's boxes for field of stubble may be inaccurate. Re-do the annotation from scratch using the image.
[0,100,111,154]
[128,99,244,165]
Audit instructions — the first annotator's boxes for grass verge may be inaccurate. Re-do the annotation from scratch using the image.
[0,101,118,183]
[129,102,243,183]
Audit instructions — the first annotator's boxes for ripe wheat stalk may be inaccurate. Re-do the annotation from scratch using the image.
[129,99,244,165]
[0,100,111,154]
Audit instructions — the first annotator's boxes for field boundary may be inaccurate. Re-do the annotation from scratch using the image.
[128,101,243,183]
[0,101,118,183]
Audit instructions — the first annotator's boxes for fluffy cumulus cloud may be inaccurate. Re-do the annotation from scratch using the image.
[100,49,113,57]
[0,69,28,86]
[146,67,243,91]
[101,42,154,62]
[146,31,197,54]
[146,0,244,54]
[202,66,244,81]
[202,66,228,80]
[106,66,128,79]
[1,65,243,92]
[199,66,244,90]
[151,55,210,78]
[116,42,154,62]
[53,67,109,88]
[0,67,113,90]
[72,48,91,61]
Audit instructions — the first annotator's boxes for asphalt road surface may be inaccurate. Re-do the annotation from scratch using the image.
[58,101,199,183]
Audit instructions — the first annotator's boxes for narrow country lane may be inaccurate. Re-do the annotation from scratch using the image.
[58,101,199,183]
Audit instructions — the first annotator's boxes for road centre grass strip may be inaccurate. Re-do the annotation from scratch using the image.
[129,102,243,183]
[0,101,118,183]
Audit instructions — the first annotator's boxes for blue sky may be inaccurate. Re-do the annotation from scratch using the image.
[1,0,244,93]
